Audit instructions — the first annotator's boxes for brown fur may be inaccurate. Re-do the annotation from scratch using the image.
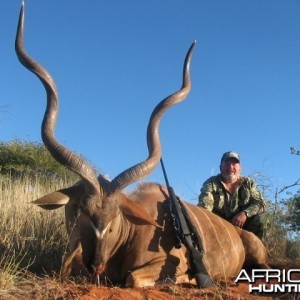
[235,227,270,269]
[39,182,268,287]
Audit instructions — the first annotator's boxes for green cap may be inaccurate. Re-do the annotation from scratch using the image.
[220,151,240,164]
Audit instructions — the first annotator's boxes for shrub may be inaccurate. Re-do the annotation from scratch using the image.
[0,139,79,183]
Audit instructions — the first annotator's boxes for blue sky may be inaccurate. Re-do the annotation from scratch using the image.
[1,1,299,204]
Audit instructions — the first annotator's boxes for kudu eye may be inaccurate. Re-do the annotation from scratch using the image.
[79,205,91,219]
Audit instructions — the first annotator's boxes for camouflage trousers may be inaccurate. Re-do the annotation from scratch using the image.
[243,213,266,239]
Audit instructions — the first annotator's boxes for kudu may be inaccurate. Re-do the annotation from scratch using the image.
[15,4,268,288]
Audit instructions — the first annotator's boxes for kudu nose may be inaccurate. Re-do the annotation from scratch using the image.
[89,262,106,275]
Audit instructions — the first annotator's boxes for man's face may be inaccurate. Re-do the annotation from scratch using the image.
[220,158,241,183]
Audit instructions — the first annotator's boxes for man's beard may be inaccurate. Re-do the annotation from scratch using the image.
[222,172,240,183]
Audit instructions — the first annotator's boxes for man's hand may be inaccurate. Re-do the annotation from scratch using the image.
[231,211,247,228]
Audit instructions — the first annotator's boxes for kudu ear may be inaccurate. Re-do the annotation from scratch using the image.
[32,185,83,210]
[120,197,162,228]
[32,191,70,210]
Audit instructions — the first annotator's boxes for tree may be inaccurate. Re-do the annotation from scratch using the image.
[0,139,79,182]
[283,190,300,233]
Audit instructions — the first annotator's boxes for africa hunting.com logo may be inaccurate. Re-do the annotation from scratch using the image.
[235,269,300,294]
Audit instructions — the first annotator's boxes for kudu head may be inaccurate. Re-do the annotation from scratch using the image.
[15,3,195,275]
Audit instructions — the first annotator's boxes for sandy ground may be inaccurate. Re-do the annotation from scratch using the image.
[69,280,297,300]
[3,274,298,300]
[1,261,299,299]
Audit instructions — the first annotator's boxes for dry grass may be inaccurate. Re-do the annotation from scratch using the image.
[0,174,73,297]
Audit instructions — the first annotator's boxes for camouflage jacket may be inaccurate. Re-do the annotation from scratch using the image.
[198,175,266,219]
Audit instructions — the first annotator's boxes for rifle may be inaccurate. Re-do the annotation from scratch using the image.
[160,158,214,288]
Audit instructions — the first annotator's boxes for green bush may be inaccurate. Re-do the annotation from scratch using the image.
[0,139,79,183]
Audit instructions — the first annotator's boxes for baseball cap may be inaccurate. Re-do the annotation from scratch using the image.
[220,151,240,164]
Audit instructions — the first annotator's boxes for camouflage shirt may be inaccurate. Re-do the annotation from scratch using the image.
[198,175,266,219]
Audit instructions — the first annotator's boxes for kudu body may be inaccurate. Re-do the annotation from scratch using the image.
[16,4,268,287]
